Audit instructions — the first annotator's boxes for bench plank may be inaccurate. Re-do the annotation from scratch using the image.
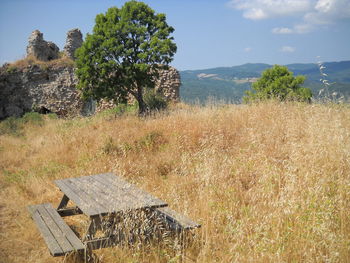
[28,203,85,256]
[43,203,85,251]
[36,205,74,254]
[28,206,63,256]
[156,207,201,230]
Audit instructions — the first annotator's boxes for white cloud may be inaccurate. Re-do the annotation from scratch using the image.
[228,0,311,20]
[272,27,293,34]
[306,0,350,25]
[228,0,350,33]
[280,46,296,52]
[244,47,252,52]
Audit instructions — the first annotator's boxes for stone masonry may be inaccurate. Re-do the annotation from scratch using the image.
[0,64,91,119]
[64,29,83,60]
[26,30,59,61]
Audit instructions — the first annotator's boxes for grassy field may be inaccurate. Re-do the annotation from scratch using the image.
[0,102,349,263]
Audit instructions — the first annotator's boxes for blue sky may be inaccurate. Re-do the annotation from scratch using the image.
[0,0,349,70]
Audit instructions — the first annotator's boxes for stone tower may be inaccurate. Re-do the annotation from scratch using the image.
[63,28,83,60]
[26,30,59,61]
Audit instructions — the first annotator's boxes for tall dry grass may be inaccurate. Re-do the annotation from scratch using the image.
[0,102,349,263]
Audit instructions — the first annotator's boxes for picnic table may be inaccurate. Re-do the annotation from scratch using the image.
[28,173,200,257]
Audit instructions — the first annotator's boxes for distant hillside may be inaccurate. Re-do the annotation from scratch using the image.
[180,61,350,103]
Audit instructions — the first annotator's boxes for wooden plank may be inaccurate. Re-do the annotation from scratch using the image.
[94,173,167,210]
[83,175,139,213]
[36,204,74,254]
[28,205,63,256]
[105,173,167,207]
[82,176,119,209]
[156,207,201,230]
[65,177,107,215]
[66,177,111,215]
[43,204,85,252]
[54,179,98,216]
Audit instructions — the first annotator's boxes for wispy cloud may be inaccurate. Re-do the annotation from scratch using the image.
[244,47,252,52]
[272,27,293,34]
[228,0,350,33]
[280,46,296,52]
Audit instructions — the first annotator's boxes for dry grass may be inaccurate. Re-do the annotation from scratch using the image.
[4,55,75,71]
[0,101,349,263]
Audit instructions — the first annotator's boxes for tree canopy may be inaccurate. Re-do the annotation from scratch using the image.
[75,1,177,114]
[244,65,312,103]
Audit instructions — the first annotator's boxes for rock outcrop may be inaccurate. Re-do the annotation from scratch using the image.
[26,30,59,61]
[64,29,83,60]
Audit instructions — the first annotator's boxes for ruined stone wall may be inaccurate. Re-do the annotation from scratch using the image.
[95,66,181,113]
[0,29,181,119]
[64,29,83,60]
[0,64,91,119]
[155,66,180,102]
[26,30,59,61]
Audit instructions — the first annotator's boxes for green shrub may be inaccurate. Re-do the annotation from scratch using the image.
[5,65,17,74]
[144,89,168,112]
[22,112,44,126]
[47,113,58,119]
[0,117,23,136]
[244,65,312,103]
[136,131,167,151]
[0,112,46,136]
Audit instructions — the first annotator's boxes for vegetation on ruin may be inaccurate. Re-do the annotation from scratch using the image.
[1,101,349,262]
[2,54,75,72]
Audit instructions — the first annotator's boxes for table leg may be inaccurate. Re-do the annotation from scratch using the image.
[56,194,82,217]
[57,194,69,210]
[83,215,122,250]
[83,215,102,241]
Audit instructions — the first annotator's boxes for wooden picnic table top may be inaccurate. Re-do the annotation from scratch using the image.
[54,173,167,217]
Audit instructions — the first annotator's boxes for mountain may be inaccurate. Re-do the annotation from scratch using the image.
[180,61,350,103]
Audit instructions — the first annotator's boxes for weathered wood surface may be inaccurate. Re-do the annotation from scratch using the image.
[156,207,201,230]
[54,173,167,216]
[27,203,85,256]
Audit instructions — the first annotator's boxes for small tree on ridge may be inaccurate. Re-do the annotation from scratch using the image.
[75,1,177,114]
[244,65,312,103]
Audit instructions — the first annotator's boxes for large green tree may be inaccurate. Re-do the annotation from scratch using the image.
[75,1,177,114]
[244,65,312,103]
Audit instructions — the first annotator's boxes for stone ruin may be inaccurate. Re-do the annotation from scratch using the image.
[26,29,83,61]
[26,30,60,61]
[0,29,181,119]
[64,29,83,60]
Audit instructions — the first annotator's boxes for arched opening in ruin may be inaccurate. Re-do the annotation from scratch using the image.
[36,106,52,114]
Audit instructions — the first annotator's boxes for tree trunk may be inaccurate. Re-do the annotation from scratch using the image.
[136,86,146,115]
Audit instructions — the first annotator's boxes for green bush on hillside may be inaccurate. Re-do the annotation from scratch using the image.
[0,112,45,136]
[244,65,312,103]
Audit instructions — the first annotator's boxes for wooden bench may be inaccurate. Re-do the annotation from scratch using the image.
[156,207,201,231]
[28,203,85,257]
